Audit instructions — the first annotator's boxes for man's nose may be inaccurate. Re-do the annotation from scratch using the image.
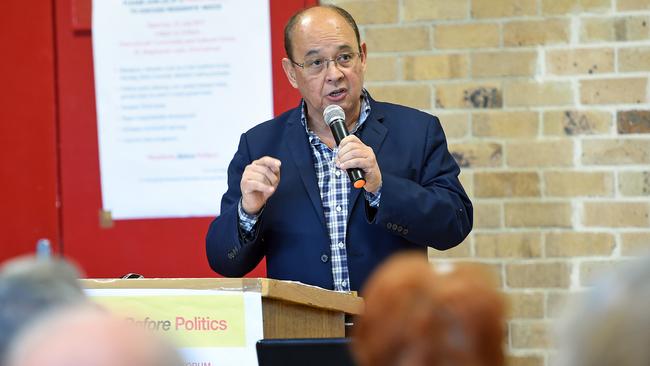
[324,60,344,82]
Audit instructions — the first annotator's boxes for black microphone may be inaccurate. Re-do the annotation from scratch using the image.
[323,104,366,189]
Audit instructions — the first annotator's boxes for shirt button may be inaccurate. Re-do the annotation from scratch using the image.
[321,254,329,263]
[338,242,345,249]
[336,205,342,212]
[335,170,341,177]
[341,280,347,288]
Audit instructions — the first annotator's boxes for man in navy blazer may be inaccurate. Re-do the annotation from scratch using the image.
[206,5,472,292]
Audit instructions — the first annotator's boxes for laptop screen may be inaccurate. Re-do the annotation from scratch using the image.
[256,338,357,366]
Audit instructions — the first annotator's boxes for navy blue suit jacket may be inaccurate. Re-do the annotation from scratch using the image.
[206,96,472,291]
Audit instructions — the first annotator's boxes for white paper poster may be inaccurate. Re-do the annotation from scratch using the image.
[92,0,273,219]
[87,288,264,366]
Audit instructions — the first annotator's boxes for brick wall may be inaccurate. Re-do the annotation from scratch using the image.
[321,0,650,365]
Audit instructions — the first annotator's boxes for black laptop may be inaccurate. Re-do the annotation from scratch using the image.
[256,338,357,366]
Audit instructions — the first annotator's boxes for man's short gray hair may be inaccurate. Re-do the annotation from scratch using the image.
[0,256,86,363]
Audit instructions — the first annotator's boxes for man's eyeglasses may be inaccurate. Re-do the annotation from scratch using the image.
[291,52,361,76]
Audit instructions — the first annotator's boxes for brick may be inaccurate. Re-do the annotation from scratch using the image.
[475,232,542,258]
[473,111,538,138]
[472,0,537,18]
[504,20,570,46]
[618,110,650,134]
[618,0,650,10]
[580,260,630,286]
[511,321,552,348]
[582,138,650,165]
[546,291,573,318]
[403,54,469,80]
[472,51,537,78]
[543,110,612,136]
[504,81,573,107]
[621,232,650,255]
[366,85,430,110]
[435,23,500,49]
[622,16,650,40]
[459,171,473,196]
[365,56,397,82]
[436,82,503,109]
[618,170,650,196]
[619,47,650,72]
[546,48,614,75]
[580,78,647,105]
[438,112,469,139]
[505,202,572,228]
[542,0,610,14]
[474,203,502,228]
[581,17,650,43]
[506,355,545,366]
[583,202,650,227]
[506,140,574,168]
[507,262,570,288]
[331,0,398,24]
[581,18,615,42]
[428,237,471,258]
[545,232,615,257]
[544,171,613,197]
[507,292,545,318]
[448,142,503,168]
[475,172,540,197]
[402,0,468,21]
[365,26,429,52]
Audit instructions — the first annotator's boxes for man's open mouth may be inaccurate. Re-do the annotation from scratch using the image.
[328,88,346,97]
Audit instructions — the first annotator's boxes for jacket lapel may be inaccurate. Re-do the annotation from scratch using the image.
[348,101,388,218]
[284,110,328,231]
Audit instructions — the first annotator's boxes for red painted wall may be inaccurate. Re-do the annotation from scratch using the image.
[0,1,60,261]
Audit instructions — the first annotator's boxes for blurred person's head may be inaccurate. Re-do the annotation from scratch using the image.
[557,256,650,366]
[352,253,506,366]
[5,304,184,366]
[0,256,86,363]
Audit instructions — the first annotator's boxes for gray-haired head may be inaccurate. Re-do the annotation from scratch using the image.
[0,256,86,364]
[557,256,650,366]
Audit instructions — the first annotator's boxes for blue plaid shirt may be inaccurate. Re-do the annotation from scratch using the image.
[238,91,381,291]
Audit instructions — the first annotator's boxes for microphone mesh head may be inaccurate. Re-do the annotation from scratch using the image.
[323,104,346,126]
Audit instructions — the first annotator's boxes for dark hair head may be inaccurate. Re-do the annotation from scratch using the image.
[284,5,361,61]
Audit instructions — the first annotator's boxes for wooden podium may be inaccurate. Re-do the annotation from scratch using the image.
[82,278,364,339]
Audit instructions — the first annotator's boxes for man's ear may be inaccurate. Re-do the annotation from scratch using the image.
[281,58,299,88]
